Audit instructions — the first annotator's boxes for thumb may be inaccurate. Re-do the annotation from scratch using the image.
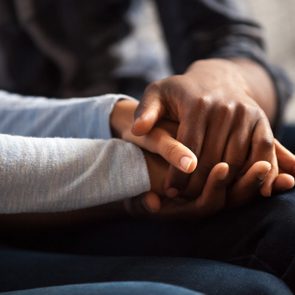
[275,139,295,176]
[132,84,165,136]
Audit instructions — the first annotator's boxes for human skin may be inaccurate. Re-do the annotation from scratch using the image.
[132,58,283,199]
[111,98,295,217]
[1,100,294,230]
[140,142,295,219]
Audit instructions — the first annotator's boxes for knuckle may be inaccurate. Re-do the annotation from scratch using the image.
[254,136,274,151]
[235,102,247,116]
[196,96,212,111]
[253,107,268,122]
[162,142,180,159]
[218,102,233,117]
[144,81,161,96]
[167,74,184,85]
[161,75,187,94]
[235,102,259,121]
[256,107,267,118]
[183,100,202,118]
[235,102,262,120]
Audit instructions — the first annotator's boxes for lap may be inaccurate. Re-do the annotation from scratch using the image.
[0,246,291,295]
[7,190,294,262]
[1,125,295,294]
[1,191,295,294]
[0,282,203,295]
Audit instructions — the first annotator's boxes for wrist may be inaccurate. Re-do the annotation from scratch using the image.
[110,99,139,138]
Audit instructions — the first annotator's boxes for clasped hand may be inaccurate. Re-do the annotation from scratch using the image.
[111,59,295,219]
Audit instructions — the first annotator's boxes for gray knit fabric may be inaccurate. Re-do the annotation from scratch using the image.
[0,135,150,213]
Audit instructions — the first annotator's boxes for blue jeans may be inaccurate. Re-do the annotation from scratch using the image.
[0,246,290,295]
[1,125,295,295]
[0,282,203,295]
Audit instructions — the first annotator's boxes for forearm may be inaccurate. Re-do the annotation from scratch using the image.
[0,134,150,214]
[0,90,132,139]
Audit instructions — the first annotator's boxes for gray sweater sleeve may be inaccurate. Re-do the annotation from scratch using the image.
[0,134,150,213]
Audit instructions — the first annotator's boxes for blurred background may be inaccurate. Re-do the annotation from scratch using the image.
[130,0,295,123]
[248,0,295,123]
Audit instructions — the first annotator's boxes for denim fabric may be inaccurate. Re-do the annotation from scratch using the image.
[0,282,203,295]
[0,247,291,295]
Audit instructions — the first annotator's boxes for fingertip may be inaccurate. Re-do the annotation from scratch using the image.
[142,192,161,213]
[286,175,295,189]
[274,174,295,191]
[219,162,230,170]
[260,185,272,197]
[216,162,229,180]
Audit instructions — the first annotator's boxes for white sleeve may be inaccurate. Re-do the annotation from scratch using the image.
[0,134,151,213]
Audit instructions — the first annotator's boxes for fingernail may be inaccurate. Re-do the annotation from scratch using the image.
[166,187,179,198]
[180,156,193,172]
